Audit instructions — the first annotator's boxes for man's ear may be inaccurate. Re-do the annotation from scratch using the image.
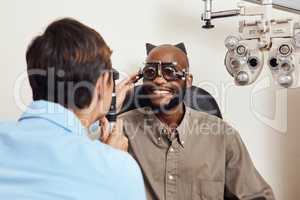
[90,75,103,107]
[91,73,110,115]
[93,72,110,103]
[146,43,157,55]
[186,74,193,88]
[175,43,187,55]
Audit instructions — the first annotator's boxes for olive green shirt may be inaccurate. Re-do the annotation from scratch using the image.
[121,106,275,200]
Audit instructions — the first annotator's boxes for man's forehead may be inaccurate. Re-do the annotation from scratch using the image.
[146,46,188,67]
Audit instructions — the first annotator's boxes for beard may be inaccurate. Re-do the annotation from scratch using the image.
[145,83,187,114]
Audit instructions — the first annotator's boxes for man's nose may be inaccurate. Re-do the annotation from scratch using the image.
[153,76,167,85]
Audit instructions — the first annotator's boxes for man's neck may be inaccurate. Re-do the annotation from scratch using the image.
[155,103,185,129]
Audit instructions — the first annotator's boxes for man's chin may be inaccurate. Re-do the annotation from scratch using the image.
[149,97,172,107]
[148,98,181,113]
[150,102,169,109]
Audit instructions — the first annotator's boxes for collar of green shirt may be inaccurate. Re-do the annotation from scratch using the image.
[142,103,192,148]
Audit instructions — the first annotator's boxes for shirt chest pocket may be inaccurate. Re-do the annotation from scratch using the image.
[192,180,224,200]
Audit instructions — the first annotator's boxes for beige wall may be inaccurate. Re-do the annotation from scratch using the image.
[0,0,299,199]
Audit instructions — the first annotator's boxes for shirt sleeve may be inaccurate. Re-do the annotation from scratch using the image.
[224,130,276,200]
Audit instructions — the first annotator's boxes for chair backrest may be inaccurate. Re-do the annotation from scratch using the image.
[119,85,222,119]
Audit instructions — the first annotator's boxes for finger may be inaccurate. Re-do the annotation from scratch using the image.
[121,138,129,152]
[99,117,110,142]
[128,82,135,91]
[116,72,140,90]
[129,72,142,83]
[111,119,123,137]
[121,135,128,142]
[122,143,128,152]
[123,138,129,151]
[123,136,128,144]
[116,82,134,102]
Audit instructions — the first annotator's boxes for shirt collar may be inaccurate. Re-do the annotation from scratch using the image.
[18,100,87,136]
[143,103,191,148]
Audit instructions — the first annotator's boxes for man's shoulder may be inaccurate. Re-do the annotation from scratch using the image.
[187,108,238,136]
[187,107,224,125]
[0,121,18,133]
[119,107,149,123]
[0,121,31,139]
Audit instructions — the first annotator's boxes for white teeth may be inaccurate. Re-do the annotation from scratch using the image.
[153,90,171,95]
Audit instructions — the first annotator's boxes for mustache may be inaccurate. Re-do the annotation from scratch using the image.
[142,82,180,93]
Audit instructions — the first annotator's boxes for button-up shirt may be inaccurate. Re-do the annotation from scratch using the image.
[121,106,275,200]
[0,100,146,200]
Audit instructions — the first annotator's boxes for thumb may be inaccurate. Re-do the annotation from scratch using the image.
[99,117,110,142]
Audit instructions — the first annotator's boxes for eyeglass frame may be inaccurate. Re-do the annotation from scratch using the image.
[141,60,189,81]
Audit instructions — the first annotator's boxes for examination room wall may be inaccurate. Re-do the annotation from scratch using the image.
[0,0,299,199]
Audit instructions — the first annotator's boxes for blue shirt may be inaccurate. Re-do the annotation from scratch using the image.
[0,100,146,200]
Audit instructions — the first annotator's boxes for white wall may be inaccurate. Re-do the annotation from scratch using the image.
[0,0,299,199]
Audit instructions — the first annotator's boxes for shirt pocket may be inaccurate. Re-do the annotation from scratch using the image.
[192,179,224,200]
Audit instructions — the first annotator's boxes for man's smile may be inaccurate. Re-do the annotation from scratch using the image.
[148,87,175,96]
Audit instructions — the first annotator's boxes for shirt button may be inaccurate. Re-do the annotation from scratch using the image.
[181,140,185,145]
[168,175,174,180]
[170,147,174,152]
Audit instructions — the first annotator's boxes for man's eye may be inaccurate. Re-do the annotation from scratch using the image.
[163,67,176,77]
[143,67,157,79]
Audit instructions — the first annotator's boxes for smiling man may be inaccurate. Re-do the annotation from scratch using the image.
[120,43,275,200]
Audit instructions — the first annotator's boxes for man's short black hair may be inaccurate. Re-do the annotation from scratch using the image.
[26,18,112,109]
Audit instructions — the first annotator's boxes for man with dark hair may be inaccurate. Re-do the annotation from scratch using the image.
[0,18,146,200]
[120,43,275,200]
